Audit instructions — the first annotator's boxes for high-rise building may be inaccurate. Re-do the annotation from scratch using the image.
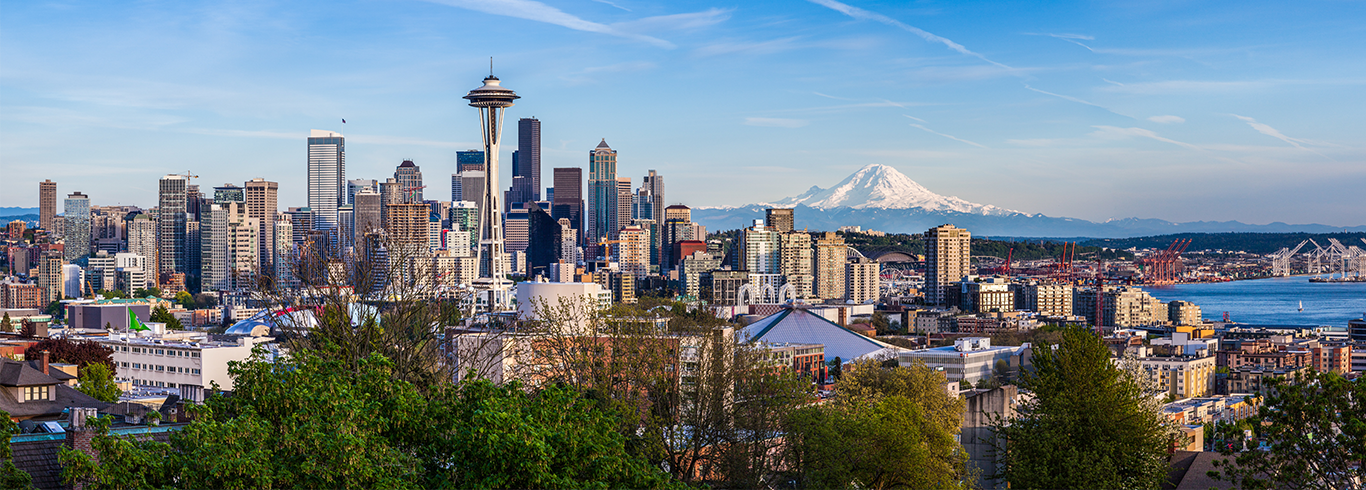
[127,214,158,286]
[307,129,345,230]
[37,250,63,304]
[925,224,971,306]
[813,232,846,300]
[63,192,91,264]
[203,200,262,290]
[244,178,278,273]
[615,178,632,240]
[845,257,880,304]
[274,213,295,287]
[458,172,485,226]
[586,139,617,254]
[741,220,781,274]
[347,179,376,206]
[779,231,813,298]
[158,175,189,277]
[640,170,664,225]
[766,208,794,233]
[39,180,57,231]
[353,189,382,246]
[551,167,583,236]
[200,204,229,291]
[213,184,244,204]
[517,118,541,201]
[394,160,423,203]
[557,218,578,265]
[285,207,313,245]
[617,225,650,278]
[525,205,559,278]
[384,203,431,261]
[505,207,529,253]
[450,201,478,246]
[456,150,485,172]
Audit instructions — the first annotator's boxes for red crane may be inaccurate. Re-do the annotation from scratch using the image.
[402,185,427,203]
[1142,238,1191,285]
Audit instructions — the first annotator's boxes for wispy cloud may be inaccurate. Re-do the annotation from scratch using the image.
[807,0,1013,70]
[1098,79,1276,95]
[745,117,809,128]
[613,8,730,32]
[1090,126,1201,150]
[902,114,926,123]
[909,123,986,148]
[1147,115,1185,124]
[1230,114,1333,160]
[591,0,630,12]
[1026,32,1095,51]
[694,37,802,57]
[1024,85,1133,118]
[813,92,853,101]
[420,0,674,48]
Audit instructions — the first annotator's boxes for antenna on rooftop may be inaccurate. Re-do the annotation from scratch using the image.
[490,57,494,77]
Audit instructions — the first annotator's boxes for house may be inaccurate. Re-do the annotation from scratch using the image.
[0,353,109,421]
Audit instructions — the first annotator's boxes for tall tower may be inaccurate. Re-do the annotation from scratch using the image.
[925,224,971,306]
[158,175,189,277]
[464,71,519,311]
[586,140,617,255]
[517,118,541,201]
[394,160,423,203]
[551,167,583,235]
[39,180,57,231]
[307,129,345,230]
[244,178,278,273]
[63,192,91,264]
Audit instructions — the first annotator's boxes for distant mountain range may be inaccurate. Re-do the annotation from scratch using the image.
[694,165,1366,238]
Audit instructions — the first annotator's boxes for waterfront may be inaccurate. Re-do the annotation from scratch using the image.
[1145,276,1366,327]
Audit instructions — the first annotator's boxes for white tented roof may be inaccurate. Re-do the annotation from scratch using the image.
[738,307,906,362]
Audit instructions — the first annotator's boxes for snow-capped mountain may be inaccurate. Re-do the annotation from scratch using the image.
[761,164,1022,216]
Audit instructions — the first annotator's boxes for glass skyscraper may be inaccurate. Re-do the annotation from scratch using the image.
[307,130,345,230]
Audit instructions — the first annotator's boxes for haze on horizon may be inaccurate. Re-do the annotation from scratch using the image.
[1,0,1362,226]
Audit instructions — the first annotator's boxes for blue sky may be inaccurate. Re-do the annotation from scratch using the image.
[2,0,1363,225]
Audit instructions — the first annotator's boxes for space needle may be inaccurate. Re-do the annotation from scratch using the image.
[464,66,519,311]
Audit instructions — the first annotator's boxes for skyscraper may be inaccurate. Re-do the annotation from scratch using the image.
[347,179,377,206]
[517,117,541,201]
[456,150,485,172]
[213,184,244,204]
[551,167,583,236]
[39,180,56,231]
[766,208,794,233]
[353,188,382,247]
[586,139,617,255]
[741,220,781,274]
[307,129,345,230]
[779,231,813,298]
[394,160,423,203]
[925,224,971,306]
[127,214,158,286]
[464,72,519,310]
[641,170,664,225]
[245,178,278,273]
[616,178,632,240]
[158,175,189,277]
[63,192,91,264]
[813,231,846,300]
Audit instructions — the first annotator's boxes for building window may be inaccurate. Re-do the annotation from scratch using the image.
[24,386,49,401]
[156,349,164,355]
[157,365,164,371]
[192,369,200,375]
[191,352,199,358]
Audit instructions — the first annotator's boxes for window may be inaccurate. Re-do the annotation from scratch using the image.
[191,352,199,358]
[24,386,49,401]
[122,346,129,352]
[121,362,129,368]
[132,363,140,369]
[156,349,164,355]
[192,369,200,375]
[156,365,164,371]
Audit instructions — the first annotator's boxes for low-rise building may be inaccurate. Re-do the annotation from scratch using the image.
[1138,354,1217,399]
[99,335,272,402]
[899,337,1031,384]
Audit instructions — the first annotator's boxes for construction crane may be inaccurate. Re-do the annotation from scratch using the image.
[1142,238,1190,285]
[402,186,427,203]
[1269,240,1309,276]
[989,247,1014,276]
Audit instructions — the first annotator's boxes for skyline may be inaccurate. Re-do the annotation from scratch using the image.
[2,0,1363,225]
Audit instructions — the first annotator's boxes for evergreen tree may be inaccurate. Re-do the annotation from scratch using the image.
[0,313,11,333]
[149,305,183,330]
[991,327,1172,489]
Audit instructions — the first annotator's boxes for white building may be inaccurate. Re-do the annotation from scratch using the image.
[307,129,345,230]
[100,335,272,402]
[899,337,1031,384]
[515,281,612,333]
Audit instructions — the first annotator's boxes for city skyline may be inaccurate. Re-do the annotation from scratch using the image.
[2,0,1363,225]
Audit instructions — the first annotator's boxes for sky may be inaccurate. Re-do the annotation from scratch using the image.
[2,0,1363,225]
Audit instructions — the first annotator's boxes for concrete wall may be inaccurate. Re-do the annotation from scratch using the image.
[962,385,1018,490]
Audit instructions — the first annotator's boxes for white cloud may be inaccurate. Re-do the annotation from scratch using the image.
[745,117,809,128]
[591,0,630,12]
[613,8,731,32]
[909,123,987,148]
[1090,126,1201,150]
[1230,114,1332,160]
[420,0,674,48]
[1147,115,1185,124]
[1024,85,1133,119]
[807,0,1013,70]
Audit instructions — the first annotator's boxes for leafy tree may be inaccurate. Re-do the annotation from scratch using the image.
[1208,370,1364,490]
[149,305,183,330]
[60,348,677,489]
[836,358,967,442]
[132,287,162,299]
[991,327,1172,489]
[23,338,116,374]
[99,289,127,299]
[44,300,63,318]
[0,410,33,489]
[787,395,966,489]
[76,362,122,403]
[0,313,10,333]
[175,291,193,309]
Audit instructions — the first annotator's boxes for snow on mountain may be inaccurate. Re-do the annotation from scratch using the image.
[759,164,1023,216]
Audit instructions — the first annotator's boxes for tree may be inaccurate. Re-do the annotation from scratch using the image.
[44,300,63,318]
[787,395,966,489]
[0,410,33,489]
[23,338,116,374]
[991,327,1172,489]
[1207,370,1364,490]
[149,305,183,330]
[0,313,10,333]
[100,290,127,299]
[60,348,677,489]
[175,291,193,309]
[76,362,122,403]
[133,287,162,299]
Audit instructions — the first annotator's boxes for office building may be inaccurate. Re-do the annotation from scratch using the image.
[779,231,813,298]
[517,118,541,201]
[524,205,558,278]
[640,170,664,224]
[765,208,794,233]
[615,178,632,240]
[37,250,63,304]
[394,160,423,203]
[551,167,583,235]
[307,129,345,230]
[347,179,377,206]
[459,172,486,226]
[505,207,529,253]
[39,179,57,231]
[158,175,190,277]
[456,150,485,172]
[846,257,880,304]
[213,184,244,204]
[1014,282,1073,317]
[617,224,650,278]
[450,201,478,248]
[274,214,295,286]
[587,139,618,253]
[244,178,278,273]
[741,220,781,274]
[925,224,971,306]
[63,192,91,264]
[813,232,846,300]
[353,189,382,246]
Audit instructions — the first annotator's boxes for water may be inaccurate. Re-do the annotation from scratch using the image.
[1143,276,1366,328]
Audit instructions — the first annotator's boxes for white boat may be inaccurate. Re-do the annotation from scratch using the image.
[1298,301,1304,312]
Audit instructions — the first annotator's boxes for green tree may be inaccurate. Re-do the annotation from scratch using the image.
[991,327,1172,489]
[149,305,183,330]
[76,362,122,403]
[175,291,193,309]
[100,290,127,299]
[0,313,11,333]
[1208,370,1364,490]
[44,300,63,318]
[0,410,33,489]
[787,394,966,489]
[133,287,162,299]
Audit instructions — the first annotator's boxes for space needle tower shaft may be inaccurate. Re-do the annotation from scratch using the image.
[463,66,519,310]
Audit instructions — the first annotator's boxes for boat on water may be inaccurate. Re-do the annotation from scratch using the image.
[1298,301,1303,312]
[1308,276,1366,283]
